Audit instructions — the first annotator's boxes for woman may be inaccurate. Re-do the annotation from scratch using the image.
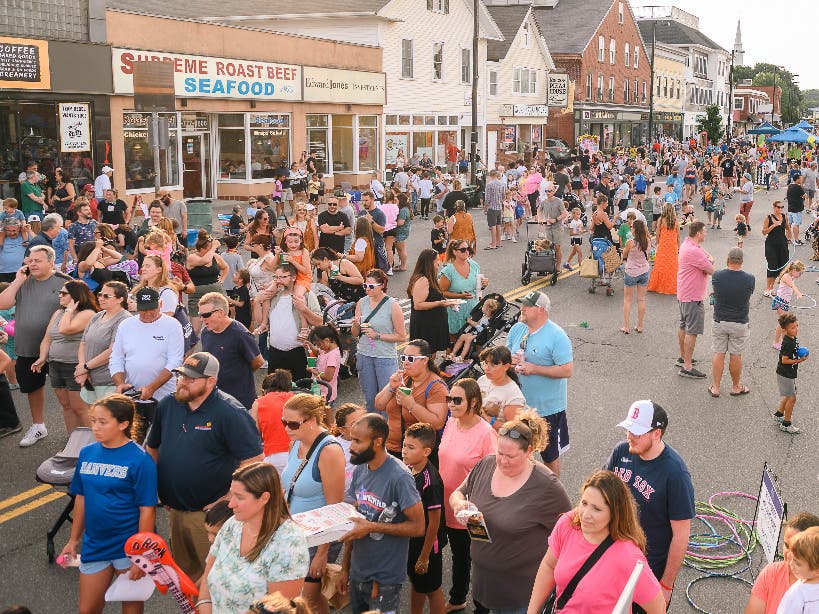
[280,394,346,614]
[76,281,131,403]
[133,254,179,317]
[450,412,572,614]
[408,249,450,354]
[250,370,294,475]
[34,280,98,433]
[76,239,130,292]
[246,234,278,362]
[186,230,229,333]
[438,379,497,614]
[763,200,791,296]
[52,168,76,220]
[525,166,544,217]
[199,462,309,614]
[647,204,679,295]
[591,197,614,241]
[375,338,448,459]
[621,219,651,334]
[477,346,525,430]
[447,201,477,251]
[353,268,407,413]
[442,179,468,218]
[289,203,318,252]
[347,217,376,277]
[311,247,365,304]
[737,172,755,225]
[394,192,412,271]
[527,471,665,614]
[380,189,400,272]
[244,210,274,251]
[60,394,157,614]
[439,241,488,336]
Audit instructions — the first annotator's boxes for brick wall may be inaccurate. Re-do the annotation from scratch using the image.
[0,0,89,42]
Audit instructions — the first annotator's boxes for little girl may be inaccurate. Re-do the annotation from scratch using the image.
[501,190,516,242]
[143,228,172,270]
[567,207,586,269]
[277,226,312,339]
[735,214,748,248]
[772,260,805,349]
[449,298,499,362]
[227,269,251,329]
[331,403,366,490]
[305,325,342,407]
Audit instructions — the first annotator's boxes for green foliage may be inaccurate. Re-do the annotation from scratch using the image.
[803,89,819,109]
[730,63,803,124]
[696,105,724,143]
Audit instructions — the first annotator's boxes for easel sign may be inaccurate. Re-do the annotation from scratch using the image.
[753,462,787,567]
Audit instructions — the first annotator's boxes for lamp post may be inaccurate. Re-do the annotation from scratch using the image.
[469,0,479,185]
[727,50,735,138]
[647,21,657,145]
[784,74,798,125]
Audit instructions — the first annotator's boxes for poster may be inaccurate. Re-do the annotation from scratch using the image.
[385,133,409,166]
[756,465,785,564]
[503,125,517,151]
[0,36,50,89]
[532,126,542,144]
[58,103,91,152]
[547,74,569,107]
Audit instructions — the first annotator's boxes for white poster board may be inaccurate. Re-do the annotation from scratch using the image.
[385,133,409,166]
[547,74,569,108]
[611,560,643,614]
[58,103,92,152]
[755,464,786,565]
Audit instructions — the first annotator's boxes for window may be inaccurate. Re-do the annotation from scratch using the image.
[598,36,605,62]
[656,76,661,96]
[461,48,471,84]
[124,112,179,190]
[513,68,537,94]
[609,39,616,64]
[331,115,354,172]
[634,79,638,103]
[249,114,290,179]
[359,116,379,171]
[586,73,593,99]
[663,77,668,98]
[521,22,530,48]
[217,114,246,180]
[306,115,328,175]
[634,46,639,68]
[618,2,624,23]
[401,39,414,79]
[427,0,449,13]
[597,75,604,100]
[624,43,630,67]
[624,79,629,102]
[676,80,681,99]
[433,43,443,80]
[608,76,615,102]
[642,81,647,103]
[489,70,498,96]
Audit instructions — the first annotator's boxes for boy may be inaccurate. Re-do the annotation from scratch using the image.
[220,235,245,291]
[649,185,663,234]
[402,423,446,614]
[431,215,447,259]
[774,313,807,434]
[617,211,636,248]
[0,198,26,227]
[204,500,233,544]
[227,268,252,329]
[307,173,321,205]
[777,526,819,612]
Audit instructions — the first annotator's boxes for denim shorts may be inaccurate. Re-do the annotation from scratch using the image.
[788,211,803,226]
[80,556,132,575]
[623,271,649,287]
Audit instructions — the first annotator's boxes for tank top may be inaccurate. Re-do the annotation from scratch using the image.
[286,251,312,288]
[329,270,365,303]
[625,240,650,277]
[187,257,220,286]
[247,252,276,297]
[280,434,342,514]
[766,214,787,245]
[357,295,397,358]
[592,214,611,239]
[48,309,85,363]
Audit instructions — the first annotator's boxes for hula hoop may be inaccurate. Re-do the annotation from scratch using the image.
[766,244,796,274]
[686,575,754,614]
[793,295,817,309]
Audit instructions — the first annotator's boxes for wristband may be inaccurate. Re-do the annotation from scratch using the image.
[659,580,673,592]
[195,599,212,607]
[489,416,496,426]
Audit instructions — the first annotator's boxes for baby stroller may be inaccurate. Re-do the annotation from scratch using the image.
[521,221,559,286]
[588,237,621,296]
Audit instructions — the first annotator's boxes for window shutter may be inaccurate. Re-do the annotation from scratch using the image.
[427,0,433,10]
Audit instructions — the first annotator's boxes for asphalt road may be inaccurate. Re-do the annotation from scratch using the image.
[2,184,817,613]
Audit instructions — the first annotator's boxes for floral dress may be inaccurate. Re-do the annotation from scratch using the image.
[439,259,480,334]
[208,516,309,614]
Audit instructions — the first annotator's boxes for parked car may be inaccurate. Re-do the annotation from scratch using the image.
[543,137,571,163]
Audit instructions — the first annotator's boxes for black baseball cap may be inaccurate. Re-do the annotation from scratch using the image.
[136,288,160,311]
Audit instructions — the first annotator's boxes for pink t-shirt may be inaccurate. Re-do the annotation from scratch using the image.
[676,237,713,302]
[751,561,792,614]
[316,347,341,402]
[549,512,661,612]
[379,201,399,231]
[438,416,497,529]
[525,173,543,195]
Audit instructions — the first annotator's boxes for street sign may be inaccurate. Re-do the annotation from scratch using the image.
[132,61,176,112]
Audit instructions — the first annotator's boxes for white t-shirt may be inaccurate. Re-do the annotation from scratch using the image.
[157,286,179,314]
[776,580,819,614]
[354,237,368,254]
[419,179,433,199]
[94,173,111,199]
[268,295,299,351]
[477,375,526,421]
[569,219,584,237]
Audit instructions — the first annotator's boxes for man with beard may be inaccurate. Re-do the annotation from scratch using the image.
[146,351,263,581]
[339,414,425,614]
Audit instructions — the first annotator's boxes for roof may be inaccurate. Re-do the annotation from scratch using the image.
[637,19,726,52]
[485,5,531,61]
[106,0,392,20]
[531,0,614,55]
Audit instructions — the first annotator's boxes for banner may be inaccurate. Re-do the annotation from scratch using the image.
[547,73,569,107]
[0,36,50,89]
[385,133,409,166]
[58,103,92,152]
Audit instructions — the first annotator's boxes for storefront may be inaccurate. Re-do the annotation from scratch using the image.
[651,111,683,141]
[0,36,112,201]
[574,108,647,151]
[384,115,461,170]
[486,104,549,166]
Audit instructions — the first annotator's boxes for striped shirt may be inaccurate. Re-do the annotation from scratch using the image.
[484,178,507,211]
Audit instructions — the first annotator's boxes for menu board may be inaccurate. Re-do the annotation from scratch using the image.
[0,36,50,89]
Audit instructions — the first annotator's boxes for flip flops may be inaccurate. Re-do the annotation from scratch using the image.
[707,386,720,398]
[730,386,751,396]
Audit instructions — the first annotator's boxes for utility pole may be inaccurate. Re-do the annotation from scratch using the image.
[647,21,656,145]
[470,0,479,185]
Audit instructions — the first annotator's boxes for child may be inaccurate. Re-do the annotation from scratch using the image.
[142,228,172,270]
[701,182,716,228]
[773,313,807,434]
[401,423,446,614]
[227,205,244,236]
[305,325,342,407]
[0,198,25,227]
[772,260,805,348]
[649,185,663,234]
[501,191,515,242]
[317,173,326,203]
[566,207,586,268]
[0,282,18,390]
[512,185,527,235]
[204,500,234,544]
[277,227,311,339]
[777,526,819,612]
[449,298,499,362]
[307,173,321,205]
[532,238,555,258]
[220,235,245,291]
[227,269,252,329]
[271,178,284,221]
[712,180,726,229]
[735,214,748,248]
[332,403,366,490]
[431,215,448,261]
[617,211,636,248]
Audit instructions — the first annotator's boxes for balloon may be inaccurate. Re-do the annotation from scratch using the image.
[809,136,816,145]
[796,347,809,358]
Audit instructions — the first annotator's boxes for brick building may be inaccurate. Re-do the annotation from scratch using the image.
[731,87,770,136]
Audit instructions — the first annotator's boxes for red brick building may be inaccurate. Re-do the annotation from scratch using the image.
[532,0,651,150]
[731,87,770,136]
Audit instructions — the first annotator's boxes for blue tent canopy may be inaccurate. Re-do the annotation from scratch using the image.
[748,121,779,135]
[792,120,814,131]
[766,127,817,143]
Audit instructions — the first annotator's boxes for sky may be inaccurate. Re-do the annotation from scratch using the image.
[631,0,818,90]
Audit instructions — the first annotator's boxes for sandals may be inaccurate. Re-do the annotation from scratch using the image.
[729,385,751,396]
[634,326,643,333]
[707,386,720,398]
[619,327,630,334]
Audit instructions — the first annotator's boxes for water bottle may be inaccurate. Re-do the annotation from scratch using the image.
[310,379,321,397]
[370,501,399,540]
[57,553,81,568]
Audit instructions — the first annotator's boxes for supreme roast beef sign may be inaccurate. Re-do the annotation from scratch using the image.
[113,49,386,105]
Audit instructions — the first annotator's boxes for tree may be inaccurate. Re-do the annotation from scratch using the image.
[696,105,724,144]
[729,62,803,124]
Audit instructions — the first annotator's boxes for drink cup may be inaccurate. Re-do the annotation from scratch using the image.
[398,386,412,396]
[280,253,289,263]
[307,356,317,368]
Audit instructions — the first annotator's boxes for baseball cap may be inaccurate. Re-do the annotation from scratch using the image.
[135,288,160,311]
[102,165,114,174]
[516,290,551,310]
[27,214,41,223]
[173,352,220,379]
[616,400,668,435]
[82,183,94,192]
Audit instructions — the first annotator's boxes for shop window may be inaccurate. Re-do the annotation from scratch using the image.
[413,116,425,126]
[249,114,290,179]
[449,116,459,125]
[437,130,457,167]
[218,114,246,180]
[307,114,329,175]
[331,115,354,172]
[399,115,411,125]
[359,116,379,171]
[413,131,434,161]
[123,112,179,190]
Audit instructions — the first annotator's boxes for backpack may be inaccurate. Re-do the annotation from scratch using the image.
[159,288,198,354]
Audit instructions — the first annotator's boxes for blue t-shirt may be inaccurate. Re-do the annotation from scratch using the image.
[346,455,421,584]
[0,235,26,273]
[52,228,70,266]
[69,441,157,562]
[603,441,695,579]
[506,320,573,416]
[201,320,261,410]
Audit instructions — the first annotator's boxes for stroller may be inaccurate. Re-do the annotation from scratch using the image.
[521,221,559,286]
[588,237,621,296]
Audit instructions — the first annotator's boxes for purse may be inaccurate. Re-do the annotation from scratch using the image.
[601,246,622,273]
[579,256,598,278]
[539,535,614,614]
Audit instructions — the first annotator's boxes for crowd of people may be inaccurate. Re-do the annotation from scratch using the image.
[1,136,818,614]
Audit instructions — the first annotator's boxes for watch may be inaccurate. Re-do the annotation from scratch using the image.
[83,363,90,372]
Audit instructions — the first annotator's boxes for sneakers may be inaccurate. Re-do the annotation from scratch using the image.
[779,423,802,434]
[19,424,47,447]
[0,423,22,439]
[511,236,517,243]
[675,357,699,367]
[563,263,572,270]
[678,367,707,379]
[795,240,804,246]
[772,412,785,424]
[9,383,19,390]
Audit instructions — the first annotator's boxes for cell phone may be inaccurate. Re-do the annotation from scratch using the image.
[23,267,30,275]
[83,379,95,392]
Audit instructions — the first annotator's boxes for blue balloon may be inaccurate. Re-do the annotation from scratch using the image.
[796,347,810,358]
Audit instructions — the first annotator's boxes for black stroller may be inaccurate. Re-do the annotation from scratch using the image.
[521,221,559,286]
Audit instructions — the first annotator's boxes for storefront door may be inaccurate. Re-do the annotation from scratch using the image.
[182,133,210,198]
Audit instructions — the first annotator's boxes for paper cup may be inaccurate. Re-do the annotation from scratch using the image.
[398,386,412,396]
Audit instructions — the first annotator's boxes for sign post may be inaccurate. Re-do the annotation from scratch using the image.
[752,462,787,570]
[132,61,176,192]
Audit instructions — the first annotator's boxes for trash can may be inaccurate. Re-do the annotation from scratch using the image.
[186,198,213,234]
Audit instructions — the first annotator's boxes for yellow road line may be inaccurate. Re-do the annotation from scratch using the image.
[0,491,67,525]
[0,484,53,512]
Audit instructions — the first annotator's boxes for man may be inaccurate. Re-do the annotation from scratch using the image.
[137,201,164,238]
[786,172,807,245]
[358,192,389,272]
[483,169,505,250]
[20,170,47,219]
[593,173,615,215]
[506,291,573,476]
[110,288,184,402]
[553,165,571,198]
[409,167,421,214]
[157,189,188,241]
[419,153,433,169]
[392,166,409,197]
[665,168,683,206]
[67,201,98,261]
[317,198,351,253]
[258,263,323,380]
[146,351,263,580]
[710,248,755,397]
[0,219,31,282]
[339,414,424,614]
[94,165,113,200]
[537,182,568,270]
[338,195,357,253]
[604,400,695,604]
[720,154,735,189]
[24,215,61,258]
[802,161,818,211]
[198,292,263,410]
[0,246,69,445]
[676,221,715,378]
[744,512,819,614]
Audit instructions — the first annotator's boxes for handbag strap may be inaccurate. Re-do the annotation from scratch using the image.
[286,432,330,504]
[362,296,390,325]
[554,535,614,610]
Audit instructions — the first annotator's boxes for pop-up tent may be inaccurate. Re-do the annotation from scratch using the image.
[747,121,779,135]
[766,127,817,143]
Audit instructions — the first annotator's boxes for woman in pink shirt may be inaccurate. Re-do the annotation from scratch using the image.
[524,165,544,218]
[438,378,497,612]
[379,189,400,272]
[527,470,665,614]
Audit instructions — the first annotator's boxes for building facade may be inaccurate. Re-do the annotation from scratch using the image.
[647,41,686,140]
[732,87,769,136]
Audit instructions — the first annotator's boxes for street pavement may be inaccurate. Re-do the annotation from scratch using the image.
[1,185,818,613]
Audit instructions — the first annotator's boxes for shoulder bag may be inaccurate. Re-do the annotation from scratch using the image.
[540,535,614,613]
[286,431,330,505]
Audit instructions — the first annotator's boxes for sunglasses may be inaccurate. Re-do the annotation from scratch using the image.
[400,354,427,364]
[498,426,531,443]
[446,395,464,405]
[199,309,220,319]
[775,205,785,209]
[274,274,292,280]
[98,292,116,299]
[364,283,380,290]
[281,418,308,430]
[58,290,69,296]
[454,247,470,253]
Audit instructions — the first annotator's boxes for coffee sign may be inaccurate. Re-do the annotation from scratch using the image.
[0,36,50,89]
[547,74,569,108]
